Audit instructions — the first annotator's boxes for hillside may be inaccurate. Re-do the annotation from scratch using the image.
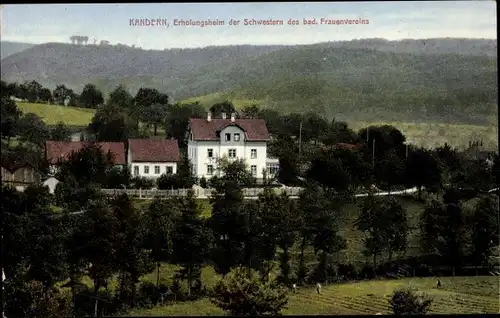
[1,38,497,124]
[0,41,36,59]
[16,102,95,126]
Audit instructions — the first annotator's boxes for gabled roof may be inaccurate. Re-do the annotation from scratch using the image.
[188,118,270,141]
[45,141,126,165]
[128,139,180,162]
[1,157,36,172]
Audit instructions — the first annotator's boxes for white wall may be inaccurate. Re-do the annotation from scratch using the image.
[127,147,178,179]
[188,125,268,179]
[131,162,177,179]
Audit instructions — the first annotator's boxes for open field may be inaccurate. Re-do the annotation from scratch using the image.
[125,276,499,316]
[349,121,498,151]
[16,102,95,126]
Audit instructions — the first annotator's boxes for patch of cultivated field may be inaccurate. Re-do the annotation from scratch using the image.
[125,276,499,316]
[16,102,95,126]
[349,121,498,151]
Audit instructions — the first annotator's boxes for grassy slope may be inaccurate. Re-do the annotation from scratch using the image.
[125,276,499,315]
[17,102,95,126]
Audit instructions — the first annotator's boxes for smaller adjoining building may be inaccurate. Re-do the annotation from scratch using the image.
[45,141,127,175]
[127,139,180,179]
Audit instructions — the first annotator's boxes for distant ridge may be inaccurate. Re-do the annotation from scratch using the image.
[1,38,497,124]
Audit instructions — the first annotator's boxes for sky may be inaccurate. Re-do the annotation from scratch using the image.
[0,1,497,49]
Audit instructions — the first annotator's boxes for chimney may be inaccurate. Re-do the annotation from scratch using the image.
[207,112,212,122]
[231,112,236,122]
[221,112,227,119]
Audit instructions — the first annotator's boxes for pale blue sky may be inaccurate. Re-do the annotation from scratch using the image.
[1,1,496,49]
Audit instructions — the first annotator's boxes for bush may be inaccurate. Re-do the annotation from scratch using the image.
[337,263,360,281]
[210,267,289,316]
[131,177,155,189]
[157,173,177,189]
[136,281,171,308]
[199,176,208,188]
[389,287,433,315]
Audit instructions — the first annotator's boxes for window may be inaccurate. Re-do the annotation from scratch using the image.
[225,133,231,141]
[266,163,279,175]
[234,133,240,141]
[134,166,139,176]
[251,165,257,176]
[166,166,173,174]
[154,166,160,174]
[207,148,213,158]
[251,149,257,159]
[207,165,214,175]
[144,166,149,174]
[228,149,236,158]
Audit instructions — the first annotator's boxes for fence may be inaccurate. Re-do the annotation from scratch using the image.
[101,187,304,199]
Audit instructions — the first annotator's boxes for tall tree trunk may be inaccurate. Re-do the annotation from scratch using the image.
[299,234,306,272]
[131,275,138,308]
[154,124,158,136]
[280,247,291,285]
[93,279,100,317]
[187,266,192,297]
[156,262,161,288]
[417,186,422,200]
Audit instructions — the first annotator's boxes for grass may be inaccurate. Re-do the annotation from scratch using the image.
[349,120,498,151]
[125,276,499,316]
[17,102,96,126]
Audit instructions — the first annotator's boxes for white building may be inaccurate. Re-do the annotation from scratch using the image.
[128,139,180,179]
[186,112,278,181]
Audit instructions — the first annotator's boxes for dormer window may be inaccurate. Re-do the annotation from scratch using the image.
[225,133,231,141]
[234,133,240,141]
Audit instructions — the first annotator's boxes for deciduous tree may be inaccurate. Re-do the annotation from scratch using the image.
[80,83,104,108]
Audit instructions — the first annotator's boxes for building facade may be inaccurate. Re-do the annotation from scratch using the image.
[45,141,126,175]
[128,139,180,179]
[187,112,278,180]
[1,160,41,187]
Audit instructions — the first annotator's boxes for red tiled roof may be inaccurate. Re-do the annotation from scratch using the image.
[336,143,363,150]
[188,118,270,141]
[128,139,180,162]
[45,141,126,165]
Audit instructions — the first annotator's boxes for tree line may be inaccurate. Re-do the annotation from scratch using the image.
[2,146,498,316]
[2,79,499,195]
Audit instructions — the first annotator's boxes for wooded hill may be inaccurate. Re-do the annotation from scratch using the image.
[1,38,497,124]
